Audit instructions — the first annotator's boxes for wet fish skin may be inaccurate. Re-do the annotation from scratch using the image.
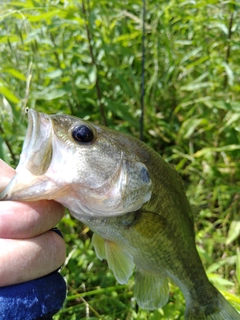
[0,109,239,320]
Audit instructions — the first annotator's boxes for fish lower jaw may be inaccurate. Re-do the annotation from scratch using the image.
[0,169,70,202]
[61,195,137,219]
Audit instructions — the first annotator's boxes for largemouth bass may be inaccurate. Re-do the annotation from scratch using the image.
[0,109,239,319]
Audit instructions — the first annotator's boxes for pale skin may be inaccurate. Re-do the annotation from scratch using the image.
[0,159,66,287]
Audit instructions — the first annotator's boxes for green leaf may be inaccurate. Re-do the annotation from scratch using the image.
[0,35,19,44]
[222,62,234,86]
[0,137,9,163]
[7,1,34,8]
[88,66,97,85]
[207,256,237,273]
[210,22,229,36]
[194,145,240,157]
[180,47,202,64]
[237,248,240,286]
[208,273,235,291]
[32,89,67,100]
[220,112,240,133]
[46,69,62,79]
[3,68,26,81]
[179,118,208,139]
[0,85,20,103]
[113,31,140,43]
[181,82,212,91]
[226,221,240,245]
[26,10,62,22]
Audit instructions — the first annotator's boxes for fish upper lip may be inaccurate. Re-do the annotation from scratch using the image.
[22,109,39,157]
[15,108,39,171]
[16,109,53,175]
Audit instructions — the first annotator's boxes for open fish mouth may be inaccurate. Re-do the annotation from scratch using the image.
[16,108,53,176]
[0,109,54,201]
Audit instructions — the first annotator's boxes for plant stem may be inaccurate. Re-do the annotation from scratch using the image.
[140,0,146,141]
[67,284,128,301]
[82,0,107,126]
[49,32,75,115]
[223,10,234,89]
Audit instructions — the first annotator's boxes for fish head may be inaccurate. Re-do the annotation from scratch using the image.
[0,109,152,217]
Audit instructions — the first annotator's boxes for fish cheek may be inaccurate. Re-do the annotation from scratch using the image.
[26,143,52,176]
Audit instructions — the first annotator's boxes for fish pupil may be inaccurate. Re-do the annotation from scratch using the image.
[72,125,94,143]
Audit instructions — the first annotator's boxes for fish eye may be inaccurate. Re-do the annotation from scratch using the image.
[72,125,94,143]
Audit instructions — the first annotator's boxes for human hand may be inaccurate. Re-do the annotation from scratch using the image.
[0,159,66,286]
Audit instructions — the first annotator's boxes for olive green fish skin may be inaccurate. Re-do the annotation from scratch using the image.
[77,144,222,317]
[0,109,239,319]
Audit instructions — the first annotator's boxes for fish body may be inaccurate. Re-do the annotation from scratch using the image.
[0,109,239,319]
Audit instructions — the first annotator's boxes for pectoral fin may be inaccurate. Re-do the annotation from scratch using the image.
[105,240,134,284]
[92,233,106,260]
[92,233,134,284]
[134,268,169,310]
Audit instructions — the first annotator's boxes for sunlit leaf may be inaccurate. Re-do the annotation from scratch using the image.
[26,10,62,22]
[179,118,208,139]
[208,273,235,290]
[181,82,212,91]
[32,89,67,100]
[0,85,20,103]
[226,221,240,245]
[3,68,26,81]
[222,62,234,86]
[210,22,229,36]
[0,137,10,163]
[194,145,240,157]
[46,69,62,79]
[88,66,97,85]
[237,248,240,286]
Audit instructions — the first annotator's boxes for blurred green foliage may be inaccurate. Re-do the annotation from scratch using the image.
[0,0,240,318]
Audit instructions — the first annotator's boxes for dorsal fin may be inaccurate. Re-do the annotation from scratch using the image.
[134,267,169,310]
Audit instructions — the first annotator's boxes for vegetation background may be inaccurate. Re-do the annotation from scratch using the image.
[0,0,240,319]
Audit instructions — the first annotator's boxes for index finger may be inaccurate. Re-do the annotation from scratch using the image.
[0,160,65,239]
[0,160,15,190]
[0,200,65,239]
